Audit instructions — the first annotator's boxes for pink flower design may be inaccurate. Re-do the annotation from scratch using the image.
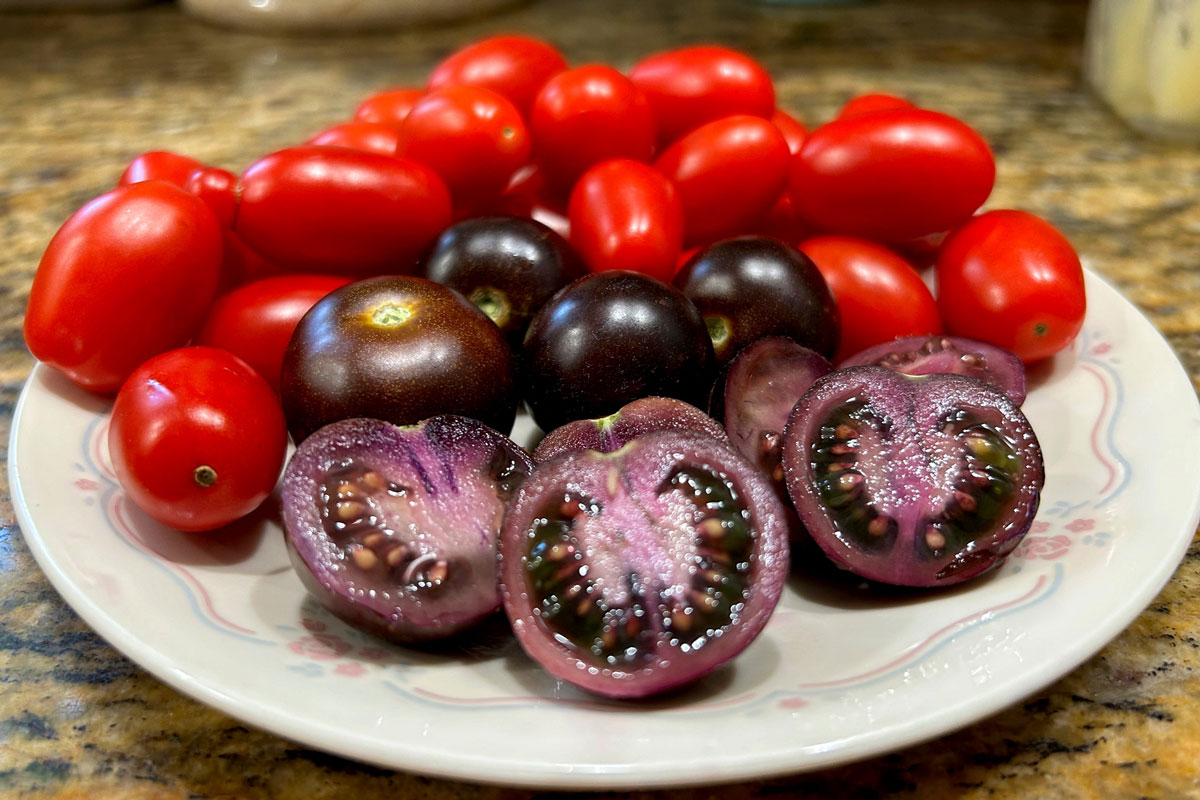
[1066,518,1095,533]
[358,647,390,661]
[301,618,327,632]
[1092,343,1111,355]
[1029,521,1051,533]
[1014,535,1071,560]
[74,478,99,491]
[288,633,353,661]
[334,662,367,677]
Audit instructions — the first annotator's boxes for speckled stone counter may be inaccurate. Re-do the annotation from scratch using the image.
[2,1,1200,797]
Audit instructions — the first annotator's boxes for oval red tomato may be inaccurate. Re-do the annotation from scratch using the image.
[353,87,425,131]
[654,115,791,247]
[772,109,808,155]
[798,234,941,362]
[108,346,288,532]
[235,145,452,276]
[427,34,567,117]
[118,150,206,188]
[185,166,238,228]
[307,121,401,156]
[24,181,223,394]
[837,93,916,119]
[530,64,656,199]
[790,108,995,241]
[630,45,775,146]
[397,85,530,207]
[196,274,353,392]
[935,210,1086,363]
[568,159,683,282]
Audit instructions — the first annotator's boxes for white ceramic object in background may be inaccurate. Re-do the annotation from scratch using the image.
[180,0,526,32]
[11,270,1200,789]
[1085,0,1200,141]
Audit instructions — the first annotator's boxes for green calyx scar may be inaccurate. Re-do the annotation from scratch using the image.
[371,302,413,327]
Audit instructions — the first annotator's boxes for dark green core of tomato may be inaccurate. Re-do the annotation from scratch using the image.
[811,400,1021,559]
[523,465,755,668]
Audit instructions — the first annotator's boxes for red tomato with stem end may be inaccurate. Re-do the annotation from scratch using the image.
[630,45,775,147]
[196,274,353,392]
[530,64,656,199]
[935,210,1086,363]
[790,108,995,242]
[24,181,223,394]
[353,87,424,131]
[118,150,206,188]
[772,109,808,155]
[837,93,916,119]
[397,86,531,208]
[235,145,452,276]
[798,235,941,363]
[568,159,683,283]
[185,166,238,228]
[428,35,567,117]
[108,346,289,532]
[307,121,401,156]
[654,115,791,247]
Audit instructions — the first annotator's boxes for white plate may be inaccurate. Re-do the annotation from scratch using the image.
[11,270,1200,789]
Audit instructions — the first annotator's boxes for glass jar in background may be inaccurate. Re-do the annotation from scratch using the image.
[1085,0,1200,143]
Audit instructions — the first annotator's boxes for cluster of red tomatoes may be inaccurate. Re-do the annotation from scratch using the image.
[22,35,1086,534]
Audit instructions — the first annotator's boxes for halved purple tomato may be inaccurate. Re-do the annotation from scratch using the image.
[533,396,726,462]
[782,367,1043,587]
[838,334,1026,405]
[500,430,789,698]
[282,416,534,642]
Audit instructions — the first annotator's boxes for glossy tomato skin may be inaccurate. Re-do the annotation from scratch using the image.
[654,115,791,247]
[520,271,717,432]
[196,274,353,392]
[837,93,916,119]
[421,215,585,347]
[630,45,775,146]
[530,65,656,198]
[798,235,941,362]
[397,86,530,207]
[281,276,518,441]
[353,87,425,131]
[185,166,238,228]
[118,150,206,188]
[235,145,452,276]
[935,210,1086,363]
[307,121,401,156]
[674,236,840,363]
[772,109,808,155]
[427,35,567,117]
[24,181,223,394]
[108,346,288,532]
[791,109,994,241]
[568,159,683,282]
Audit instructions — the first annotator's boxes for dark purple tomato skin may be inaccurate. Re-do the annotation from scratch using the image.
[420,216,585,348]
[673,236,840,363]
[532,396,727,462]
[280,276,518,441]
[520,271,717,432]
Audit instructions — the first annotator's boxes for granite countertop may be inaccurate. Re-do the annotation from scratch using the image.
[3,1,1200,797]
